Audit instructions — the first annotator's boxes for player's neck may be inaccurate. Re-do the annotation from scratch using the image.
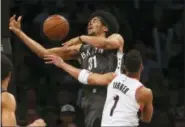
[1,80,9,91]
[96,32,106,37]
[126,72,140,81]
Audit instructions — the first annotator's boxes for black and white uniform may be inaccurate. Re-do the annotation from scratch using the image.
[79,44,123,127]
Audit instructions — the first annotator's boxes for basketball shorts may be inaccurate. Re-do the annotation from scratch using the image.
[81,92,106,127]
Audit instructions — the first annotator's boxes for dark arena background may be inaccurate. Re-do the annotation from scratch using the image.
[1,0,185,127]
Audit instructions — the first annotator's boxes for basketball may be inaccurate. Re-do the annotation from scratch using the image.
[43,15,69,41]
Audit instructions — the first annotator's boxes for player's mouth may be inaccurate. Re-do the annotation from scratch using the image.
[88,28,93,33]
[88,28,92,31]
[88,26,93,30]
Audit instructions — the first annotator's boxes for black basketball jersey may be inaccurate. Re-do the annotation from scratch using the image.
[79,44,123,74]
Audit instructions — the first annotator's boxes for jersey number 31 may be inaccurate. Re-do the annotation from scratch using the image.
[110,95,119,116]
[88,56,97,70]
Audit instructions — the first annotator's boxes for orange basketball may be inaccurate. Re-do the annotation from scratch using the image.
[43,15,69,41]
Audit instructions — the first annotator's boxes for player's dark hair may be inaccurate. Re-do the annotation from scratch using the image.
[90,10,119,36]
[124,50,142,73]
[1,54,13,81]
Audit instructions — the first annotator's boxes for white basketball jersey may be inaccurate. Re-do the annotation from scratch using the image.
[101,74,143,126]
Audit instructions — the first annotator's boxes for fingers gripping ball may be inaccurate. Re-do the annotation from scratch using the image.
[43,15,69,41]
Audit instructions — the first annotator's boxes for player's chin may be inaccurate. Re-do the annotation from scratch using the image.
[87,31,96,36]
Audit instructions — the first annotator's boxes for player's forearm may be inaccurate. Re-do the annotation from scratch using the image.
[13,30,48,58]
[140,112,152,123]
[59,62,81,80]
[80,35,107,48]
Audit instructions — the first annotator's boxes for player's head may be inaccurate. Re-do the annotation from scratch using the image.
[1,54,13,86]
[124,50,143,75]
[87,10,119,37]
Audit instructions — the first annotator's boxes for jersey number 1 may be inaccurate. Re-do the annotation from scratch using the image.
[88,56,97,70]
[110,95,119,116]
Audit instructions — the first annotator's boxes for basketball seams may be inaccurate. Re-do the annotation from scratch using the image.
[44,22,67,33]
[43,15,69,40]
[43,17,66,30]
[44,16,68,25]
[45,22,69,40]
[45,22,67,40]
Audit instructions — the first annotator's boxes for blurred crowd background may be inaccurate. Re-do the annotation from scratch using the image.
[1,0,185,127]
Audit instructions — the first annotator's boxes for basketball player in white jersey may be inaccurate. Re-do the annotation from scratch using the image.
[1,54,46,127]
[44,50,153,126]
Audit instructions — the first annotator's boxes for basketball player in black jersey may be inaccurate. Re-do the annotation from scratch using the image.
[1,54,46,126]
[9,10,124,127]
[44,50,153,125]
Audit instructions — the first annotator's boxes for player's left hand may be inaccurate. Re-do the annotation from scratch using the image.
[44,55,64,68]
[9,15,22,33]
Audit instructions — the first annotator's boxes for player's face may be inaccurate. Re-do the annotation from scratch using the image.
[87,17,108,36]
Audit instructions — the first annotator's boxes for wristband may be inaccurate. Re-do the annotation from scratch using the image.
[78,69,90,84]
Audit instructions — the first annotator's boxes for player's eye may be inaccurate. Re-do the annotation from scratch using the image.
[93,19,98,23]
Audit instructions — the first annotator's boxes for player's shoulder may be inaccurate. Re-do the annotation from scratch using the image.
[109,33,123,38]
[126,76,143,86]
[108,33,124,42]
[113,73,126,82]
[2,92,15,100]
[2,92,16,109]
[141,87,152,97]
[136,86,153,103]
[114,73,124,79]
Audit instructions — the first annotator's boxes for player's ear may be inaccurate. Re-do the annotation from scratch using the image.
[103,26,108,32]
[140,63,144,72]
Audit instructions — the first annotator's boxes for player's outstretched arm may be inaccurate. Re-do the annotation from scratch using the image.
[87,72,116,85]
[9,15,78,60]
[2,92,46,127]
[136,87,153,123]
[44,55,116,85]
[79,34,124,50]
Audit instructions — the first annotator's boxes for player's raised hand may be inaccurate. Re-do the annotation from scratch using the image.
[44,55,64,68]
[62,36,82,48]
[30,119,46,127]
[9,15,22,33]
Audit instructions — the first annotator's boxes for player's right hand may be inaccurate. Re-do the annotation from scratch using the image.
[9,15,22,33]
[44,55,64,68]
[33,119,46,126]
[62,36,82,48]
[29,119,46,127]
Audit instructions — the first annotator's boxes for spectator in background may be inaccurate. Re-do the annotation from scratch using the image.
[134,40,160,83]
[59,104,77,127]
[26,109,40,125]
[168,51,184,121]
[26,88,37,109]
[42,107,59,127]
[57,88,85,127]
[168,51,183,90]
[57,89,73,107]
[146,68,169,110]
[68,123,77,127]
[142,68,175,127]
